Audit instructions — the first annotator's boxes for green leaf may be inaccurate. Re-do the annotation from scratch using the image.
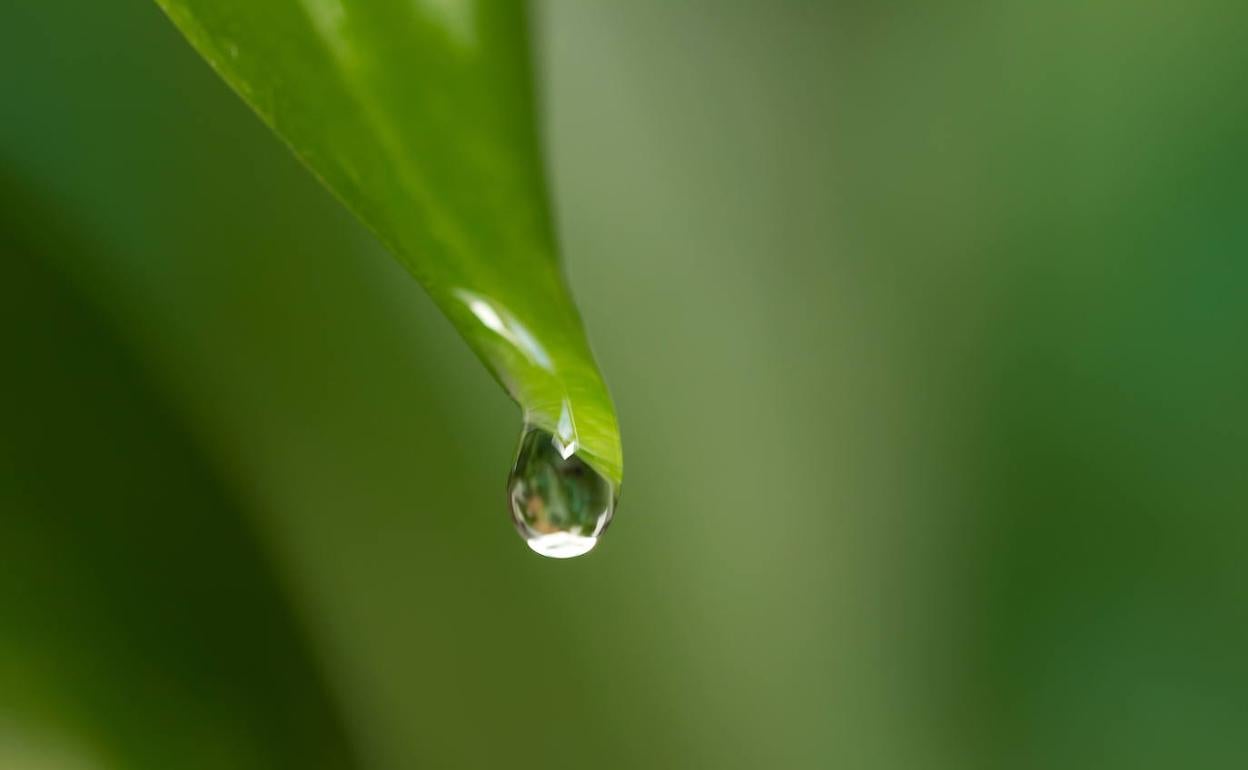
[153,0,622,485]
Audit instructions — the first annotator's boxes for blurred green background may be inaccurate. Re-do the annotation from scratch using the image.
[3,1,1246,768]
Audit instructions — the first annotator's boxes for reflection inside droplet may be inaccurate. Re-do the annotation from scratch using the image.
[508,426,615,559]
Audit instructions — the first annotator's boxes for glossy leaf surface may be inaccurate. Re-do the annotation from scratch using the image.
[155,0,622,483]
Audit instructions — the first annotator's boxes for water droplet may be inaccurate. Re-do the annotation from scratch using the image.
[508,426,615,558]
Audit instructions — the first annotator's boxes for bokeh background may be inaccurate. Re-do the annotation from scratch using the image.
[3,1,1247,768]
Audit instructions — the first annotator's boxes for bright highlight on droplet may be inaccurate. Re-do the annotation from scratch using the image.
[525,531,599,559]
[508,426,615,559]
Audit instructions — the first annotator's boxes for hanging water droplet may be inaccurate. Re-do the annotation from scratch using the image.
[508,426,616,558]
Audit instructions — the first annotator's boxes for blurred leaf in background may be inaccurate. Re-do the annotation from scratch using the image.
[0,178,356,770]
[2,1,1247,769]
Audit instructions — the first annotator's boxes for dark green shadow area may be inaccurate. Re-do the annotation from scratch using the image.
[0,176,357,770]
